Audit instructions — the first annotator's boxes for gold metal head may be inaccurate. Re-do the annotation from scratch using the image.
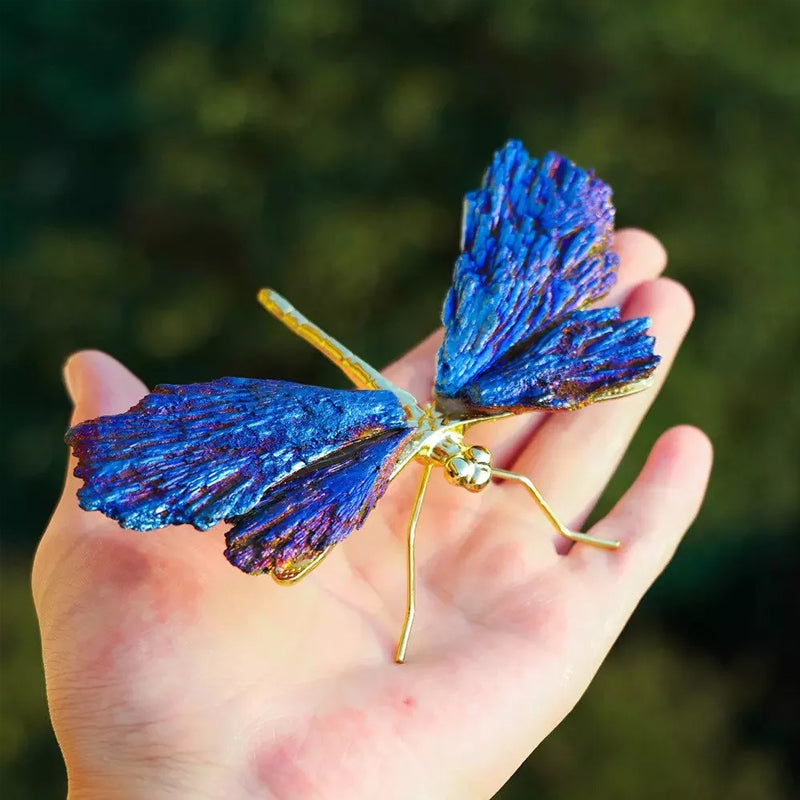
[426,431,493,493]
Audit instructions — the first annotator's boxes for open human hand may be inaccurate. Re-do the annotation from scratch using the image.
[33,229,712,800]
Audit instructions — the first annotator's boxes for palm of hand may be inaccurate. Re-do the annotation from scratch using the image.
[33,232,711,800]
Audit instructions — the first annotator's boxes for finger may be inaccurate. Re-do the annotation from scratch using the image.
[65,349,148,424]
[571,425,712,616]
[508,277,694,547]
[466,228,671,466]
[602,228,668,307]
[382,329,441,403]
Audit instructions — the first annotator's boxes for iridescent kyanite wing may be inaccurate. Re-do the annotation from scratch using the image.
[67,378,414,573]
[224,431,409,574]
[435,141,659,415]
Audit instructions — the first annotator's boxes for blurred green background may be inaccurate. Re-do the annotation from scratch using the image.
[2,0,799,797]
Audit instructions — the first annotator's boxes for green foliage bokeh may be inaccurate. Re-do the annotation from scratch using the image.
[1,1,798,796]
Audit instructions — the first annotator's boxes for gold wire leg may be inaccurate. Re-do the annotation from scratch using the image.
[395,464,433,664]
[491,468,620,550]
[272,546,333,584]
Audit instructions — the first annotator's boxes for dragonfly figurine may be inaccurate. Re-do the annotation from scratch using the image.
[67,141,660,663]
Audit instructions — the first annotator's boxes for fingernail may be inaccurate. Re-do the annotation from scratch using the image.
[62,355,81,406]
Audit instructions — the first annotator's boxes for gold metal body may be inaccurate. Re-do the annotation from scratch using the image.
[259,289,647,662]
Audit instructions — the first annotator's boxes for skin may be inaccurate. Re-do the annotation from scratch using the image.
[33,229,712,800]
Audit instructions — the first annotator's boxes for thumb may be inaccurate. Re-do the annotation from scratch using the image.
[58,348,148,504]
[64,349,148,425]
[34,352,149,607]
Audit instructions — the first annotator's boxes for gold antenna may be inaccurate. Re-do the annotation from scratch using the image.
[257,288,424,425]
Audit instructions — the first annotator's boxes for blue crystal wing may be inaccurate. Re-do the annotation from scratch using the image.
[224,428,414,575]
[447,308,659,413]
[66,378,413,531]
[435,141,656,411]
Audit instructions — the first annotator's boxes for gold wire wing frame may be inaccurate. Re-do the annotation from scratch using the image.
[588,374,655,402]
